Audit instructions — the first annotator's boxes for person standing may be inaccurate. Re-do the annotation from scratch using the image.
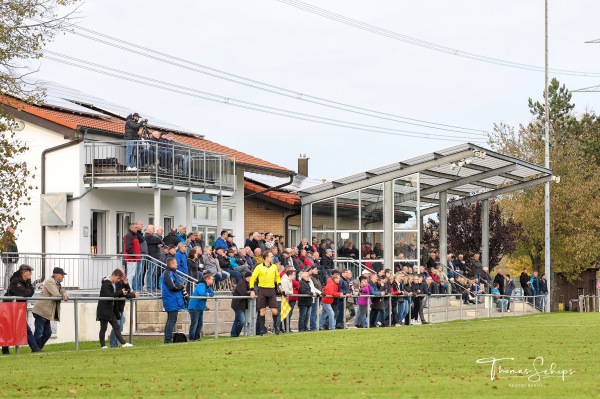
[520,268,533,303]
[280,268,299,333]
[319,274,343,331]
[188,274,214,341]
[144,224,164,291]
[31,267,69,350]
[308,266,323,331]
[230,272,252,337]
[336,269,353,329]
[2,264,40,354]
[1,226,19,293]
[124,223,142,291]
[249,251,281,336]
[160,258,187,344]
[493,269,505,296]
[109,269,138,347]
[124,112,145,171]
[97,269,136,348]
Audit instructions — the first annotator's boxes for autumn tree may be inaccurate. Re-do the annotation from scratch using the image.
[488,79,600,284]
[0,0,77,247]
[422,200,522,271]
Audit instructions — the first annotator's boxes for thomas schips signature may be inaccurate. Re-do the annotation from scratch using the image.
[475,357,576,382]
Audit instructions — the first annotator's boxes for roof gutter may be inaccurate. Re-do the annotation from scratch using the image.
[244,173,295,199]
[40,129,84,280]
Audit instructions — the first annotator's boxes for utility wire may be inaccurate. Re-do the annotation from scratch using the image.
[41,53,487,143]
[60,24,487,135]
[276,0,600,78]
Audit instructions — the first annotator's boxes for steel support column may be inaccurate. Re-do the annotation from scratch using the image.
[383,181,394,273]
[439,191,448,273]
[217,195,223,234]
[153,188,161,228]
[482,199,490,271]
[185,191,192,232]
[301,203,311,242]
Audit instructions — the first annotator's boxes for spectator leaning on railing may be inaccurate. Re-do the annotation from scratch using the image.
[2,264,40,354]
[32,267,69,350]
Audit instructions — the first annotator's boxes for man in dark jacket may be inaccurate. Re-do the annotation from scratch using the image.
[163,227,180,248]
[2,264,39,354]
[408,275,430,325]
[1,226,19,294]
[97,269,136,348]
[109,269,138,347]
[335,269,353,328]
[144,225,163,291]
[520,268,532,300]
[320,249,334,274]
[493,269,505,296]
[124,113,146,171]
[297,272,314,332]
[230,272,252,337]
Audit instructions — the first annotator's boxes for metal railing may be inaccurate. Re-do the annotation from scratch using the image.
[1,253,197,296]
[84,140,235,192]
[1,292,547,352]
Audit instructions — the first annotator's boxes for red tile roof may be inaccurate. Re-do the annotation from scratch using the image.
[244,180,300,206]
[3,97,292,175]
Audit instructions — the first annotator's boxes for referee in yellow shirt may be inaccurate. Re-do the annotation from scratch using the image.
[250,251,282,335]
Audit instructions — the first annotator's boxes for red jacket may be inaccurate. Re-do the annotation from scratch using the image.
[124,231,141,262]
[321,278,341,305]
[290,279,300,301]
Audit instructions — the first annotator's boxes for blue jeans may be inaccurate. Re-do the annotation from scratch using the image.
[33,313,52,349]
[398,300,409,322]
[227,269,242,284]
[188,309,204,341]
[146,262,157,291]
[298,306,310,331]
[319,303,335,330]
[126,141,137,168]
[164,311,179,344]
[231,309,246,337]
[109,312,125,347]
[126,261,143,291]
[310,298,319,331]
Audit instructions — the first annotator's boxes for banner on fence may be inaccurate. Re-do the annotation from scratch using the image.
[0,302,28,346]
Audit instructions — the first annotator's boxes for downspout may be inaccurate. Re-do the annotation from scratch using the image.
[284,209,301,248]
[244,173,295,199]
[40,129,84,279]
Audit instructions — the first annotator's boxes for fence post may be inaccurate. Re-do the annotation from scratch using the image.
[74,298,79,350]
[342,296,347,329]
[460,298,463,320]
[488,295,491,318]
[445,295,449,322]
[427,296,431,324]
[215,298,219,339]
[129,298,135,344]
[366,299,371,328]
[388,295,392,327]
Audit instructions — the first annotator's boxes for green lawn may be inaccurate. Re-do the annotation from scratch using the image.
[1,313,598,398]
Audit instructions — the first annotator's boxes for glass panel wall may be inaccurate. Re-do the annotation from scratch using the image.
[393,174,420,272]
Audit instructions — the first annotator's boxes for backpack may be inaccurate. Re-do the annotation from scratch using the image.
[172,332,188,343]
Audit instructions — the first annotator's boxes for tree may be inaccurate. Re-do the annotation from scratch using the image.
[488,79,600,284]
[0,0,77,245]
[422,200,522,271]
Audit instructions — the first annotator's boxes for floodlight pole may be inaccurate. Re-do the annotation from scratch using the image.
[544,0,552,312]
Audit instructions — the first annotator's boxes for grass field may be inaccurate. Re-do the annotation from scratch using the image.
[1,313,598,398]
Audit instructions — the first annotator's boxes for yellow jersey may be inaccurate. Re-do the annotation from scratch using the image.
[249,263,281,289]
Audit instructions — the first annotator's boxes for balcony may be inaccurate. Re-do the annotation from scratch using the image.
[84,140,235,195]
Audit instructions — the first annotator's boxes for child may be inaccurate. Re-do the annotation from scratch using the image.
[355,276,371,328]
[492,282,509,312]
[188,274,215,341]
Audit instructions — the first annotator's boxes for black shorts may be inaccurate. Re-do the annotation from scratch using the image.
[257,288,277,309]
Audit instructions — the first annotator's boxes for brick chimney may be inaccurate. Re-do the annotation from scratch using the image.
[298,153,309,176]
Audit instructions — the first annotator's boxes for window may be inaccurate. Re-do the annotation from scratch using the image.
[163,216,174,233]
[91,211,107,255]
[148,215,154,226]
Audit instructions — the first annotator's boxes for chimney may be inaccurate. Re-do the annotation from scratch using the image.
[298,153,309,176]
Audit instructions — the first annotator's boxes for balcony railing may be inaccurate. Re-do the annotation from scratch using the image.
[84,140,235,193]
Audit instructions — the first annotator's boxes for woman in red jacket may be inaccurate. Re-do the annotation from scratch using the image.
[319,274,342,331]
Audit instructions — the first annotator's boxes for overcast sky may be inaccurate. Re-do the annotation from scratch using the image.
[34,0,600,181]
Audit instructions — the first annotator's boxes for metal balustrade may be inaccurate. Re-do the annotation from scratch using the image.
[84,140,235,193]
[1,252,196,296]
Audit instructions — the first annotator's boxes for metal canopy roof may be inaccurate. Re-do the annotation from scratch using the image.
[299,143,553,213]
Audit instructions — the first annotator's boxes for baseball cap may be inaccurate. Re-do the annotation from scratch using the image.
[52,267,67,275]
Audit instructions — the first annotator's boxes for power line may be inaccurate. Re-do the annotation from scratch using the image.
[276,0,600,78]
[41,52,487,143]
[62,24,487,135]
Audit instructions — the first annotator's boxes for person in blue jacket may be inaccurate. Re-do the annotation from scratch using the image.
[161,258,187,344]
[188,274,215,341]
[213,230,229,251]
[175,242,188,275]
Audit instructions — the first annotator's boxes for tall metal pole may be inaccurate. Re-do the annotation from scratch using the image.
[544,0,551,312]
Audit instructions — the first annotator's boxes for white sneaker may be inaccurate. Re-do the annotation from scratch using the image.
[130,167,138,171]
[122,343,134,348]
[101,346,108,349]
[126,167,132,171]
[376,321,382,327]
[413,320,421,325]
[507,310,511,313]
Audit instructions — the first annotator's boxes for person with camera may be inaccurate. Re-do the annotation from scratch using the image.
[161,258,188,344]
[97,269,137,349]
[109,268,139,347]
[249,251,282,336]
[124,112,147,171]
[188,273,214,341]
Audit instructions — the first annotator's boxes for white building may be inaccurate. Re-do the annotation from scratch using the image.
[2,83,293,287]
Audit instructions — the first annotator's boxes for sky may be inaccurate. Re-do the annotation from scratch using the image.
[32,0,600,182]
